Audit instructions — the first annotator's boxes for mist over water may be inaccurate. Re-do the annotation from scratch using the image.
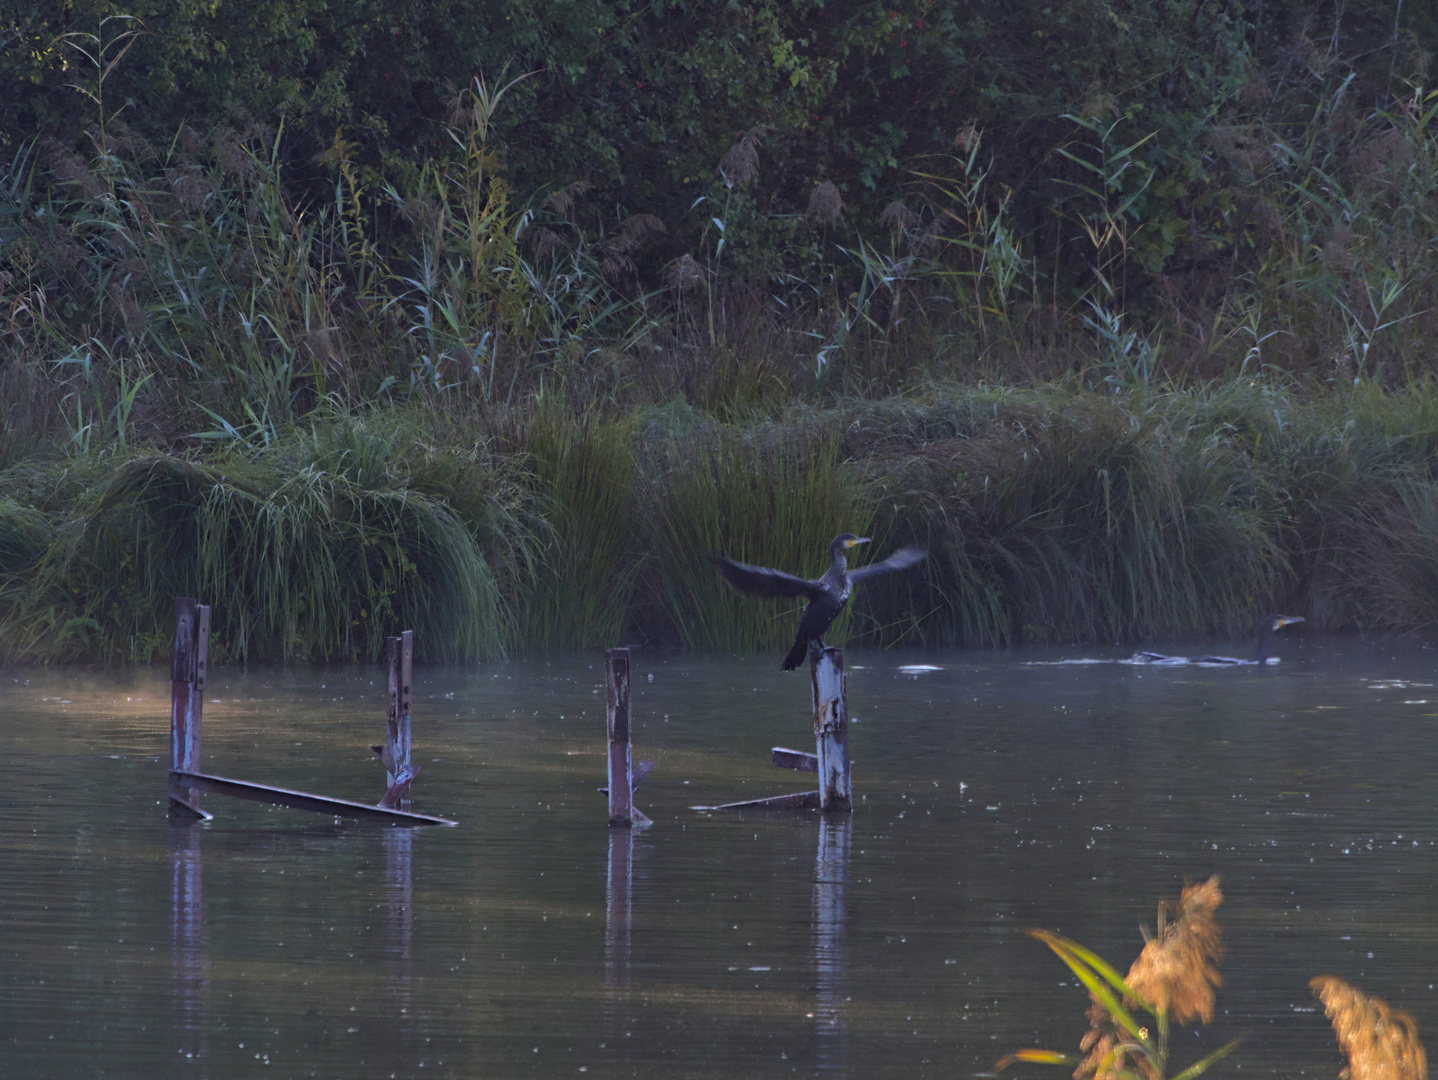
[3,632,1436,1078]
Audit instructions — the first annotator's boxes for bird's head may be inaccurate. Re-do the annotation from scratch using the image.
[831,534,870,556]
[1267,614,1305,630]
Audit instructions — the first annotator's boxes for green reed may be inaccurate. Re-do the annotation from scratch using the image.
[639,412,873,652]
[516,396,640,649]
[6,380,1438,663]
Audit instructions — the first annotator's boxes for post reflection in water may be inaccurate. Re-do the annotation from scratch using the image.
[383,826,415,1005]
[169,824,209,1075]
[605,826,634,1001]
[813,814,851,1074]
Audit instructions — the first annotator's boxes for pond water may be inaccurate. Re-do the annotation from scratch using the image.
[3,632,1437,1079]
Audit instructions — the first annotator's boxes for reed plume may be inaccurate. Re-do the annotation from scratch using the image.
[1067,876,1229,1080]
[1126,876,1225,1025]
[1311,976,1428,1080]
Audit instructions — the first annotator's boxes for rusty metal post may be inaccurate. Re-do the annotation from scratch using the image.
[811,647,851,812]
[606,648,634,826]
[379,631,414,808]
[169,597,210,818]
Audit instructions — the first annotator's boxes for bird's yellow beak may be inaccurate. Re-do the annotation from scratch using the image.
[1276,616,1305,627]
[843,537,871,549]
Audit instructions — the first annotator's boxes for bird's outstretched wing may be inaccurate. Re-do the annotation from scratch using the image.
[707,555,823,600]
[848,544,927,583]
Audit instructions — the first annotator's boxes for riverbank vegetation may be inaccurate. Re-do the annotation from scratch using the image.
[3,2,1438,662]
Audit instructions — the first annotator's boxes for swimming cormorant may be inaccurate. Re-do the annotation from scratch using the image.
[1129,614,1305,665]
[708,534,927,670]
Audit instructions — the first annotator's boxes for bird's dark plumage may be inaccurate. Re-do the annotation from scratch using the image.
[1130,614,1305,666]
[709,534,927,670]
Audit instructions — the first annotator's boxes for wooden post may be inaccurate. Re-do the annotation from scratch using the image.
[606,648,634,826]
[169,597,210,818]
[811,647,851,812]
[380,631,414,808]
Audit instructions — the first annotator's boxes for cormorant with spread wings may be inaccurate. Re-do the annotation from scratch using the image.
[708,534,927,670]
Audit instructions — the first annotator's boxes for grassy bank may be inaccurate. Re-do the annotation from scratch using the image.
[3,378,1437,664]
[6,70,1438,665]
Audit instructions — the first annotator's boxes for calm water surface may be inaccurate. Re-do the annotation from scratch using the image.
[3,633,1437,1078]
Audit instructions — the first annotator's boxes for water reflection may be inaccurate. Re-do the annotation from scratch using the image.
[814,815,851,1074]
[169,824,208,1076]
[383,827,414,1002]
[605,826,635,997]
[10,638,1438,1078]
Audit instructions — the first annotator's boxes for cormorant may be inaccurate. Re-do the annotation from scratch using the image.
[1129,614,1305,666]
[708,534,927,670]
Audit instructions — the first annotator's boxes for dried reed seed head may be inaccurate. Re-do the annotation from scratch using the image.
[1405,32,1431,82]
[396,195,443,234]
[600,253,638,284]
[1080,84,1119,120]
[1354,130,1414,190]
[176,124,205,155]
[442,78,475,129]
[23,223,85,277]
[1239,66,1272,107]
[1322,226,1354,269]
[953,119,982,153]
[1294,33,1326,76]
[304,329,334,363]
[543,180,593,217]
[523,225,565,260]
[664,253,704,294]
[881,200,914,233]
[91,119,155,162]
[1074,995,1156,1080]
[606,213,667,255]
[106,282,147,337]
[807,181,844,226]
[718,126,768,189]
[37,137,107,202]
[211,122,266,181]
[1312,977,1428,1080]
[1125,876,1224,1026]
[167,164,212,213]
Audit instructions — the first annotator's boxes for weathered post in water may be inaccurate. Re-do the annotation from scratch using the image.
[606,648,636,826]
[169,597,210,818]
[380,631,415,808]
[811,647,851,812]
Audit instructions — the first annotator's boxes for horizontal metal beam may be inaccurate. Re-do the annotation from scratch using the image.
[169,770,456,826]
[690,790,820,812]
[771,746,818,772]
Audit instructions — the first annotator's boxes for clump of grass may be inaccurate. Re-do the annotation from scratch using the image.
[1310,976,1428,1080]
[515,397,639,649]
[997,876,1237,1080]
[1,412,539,663]
[853,385,1287,647]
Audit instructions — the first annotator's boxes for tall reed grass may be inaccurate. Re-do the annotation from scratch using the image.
[638,410,873,652]
[5,379,1438,663]
[0,413,537,663]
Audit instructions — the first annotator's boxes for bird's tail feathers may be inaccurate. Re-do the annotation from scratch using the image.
[781,639,809,671]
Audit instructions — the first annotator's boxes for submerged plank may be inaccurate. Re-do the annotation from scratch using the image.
[772,746,819,772]
[169,770,457,826]
[690,790,820,811]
